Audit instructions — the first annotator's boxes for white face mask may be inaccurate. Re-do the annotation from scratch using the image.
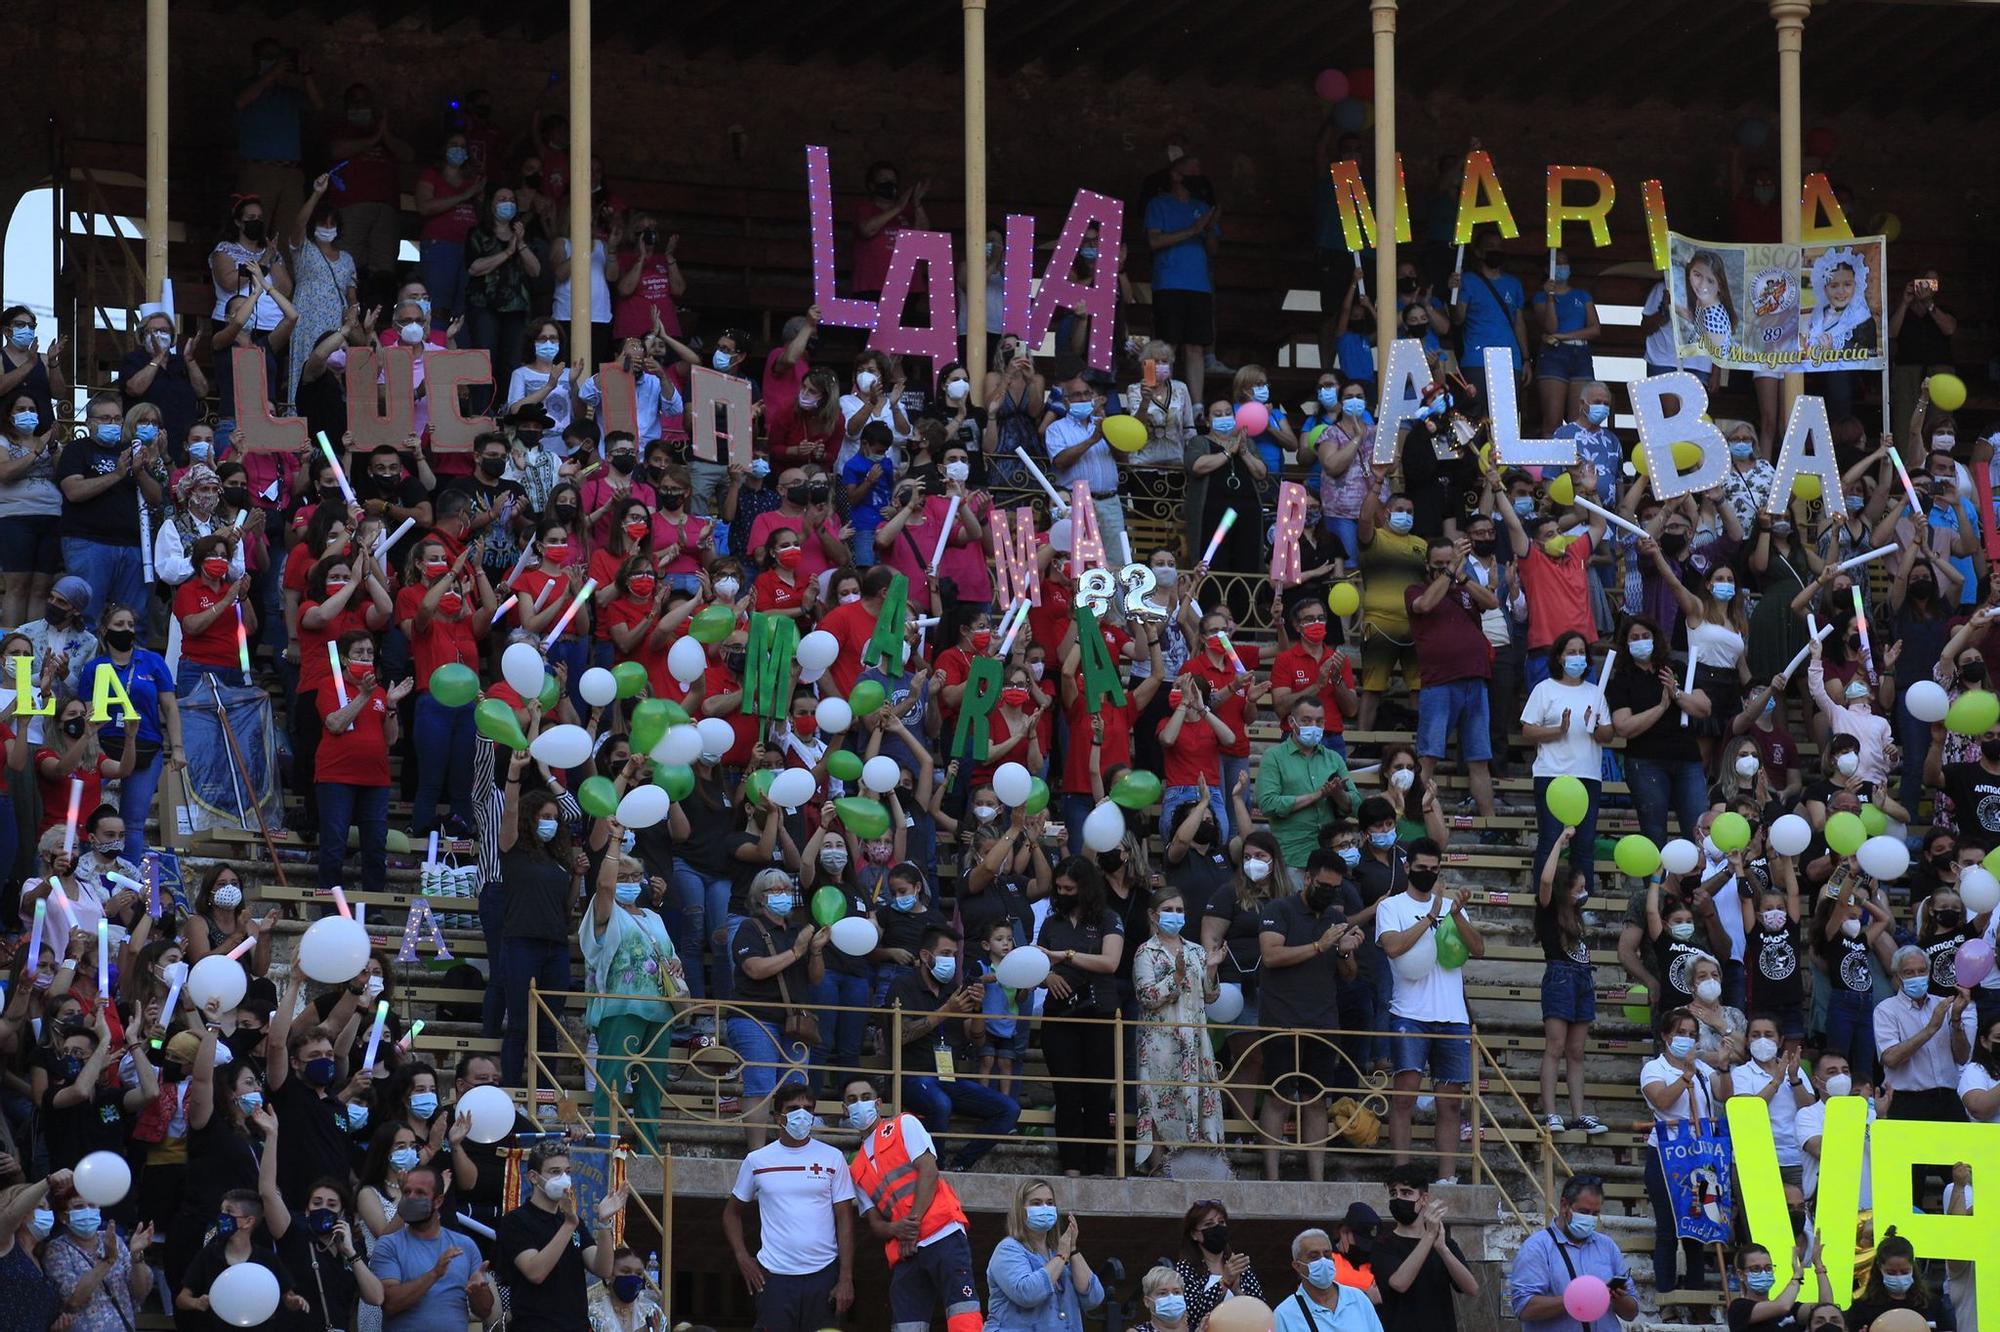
[1695,978,1722,1003]
[1242,857,1271,882]
[399,321,426,345]
[713,577,741,601]
[944,460,970,483]
[1389,768,1415,791]
[1735,754,1760,779]
[1841,917,1863,938]
[855,371,879,393]
[1750,1036,1780,1063]
[1835,753,1860,776]
[945,379,971,401]
[1823,1073,1853,1097]
[539,1172,571,1200]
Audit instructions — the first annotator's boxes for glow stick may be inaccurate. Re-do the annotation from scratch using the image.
[147,856,159,919]
[1887,447,1924,521]
[542,578,598,648]
[397,1018,424,1051]
[138,501,154,584]
[1837,544,1899,573]
[927,495,962,574]
[1780,624,1836,683]
[375,517,415,562]
[451,1212,498,1240]
[1597,650,1617,689]
[328,641,348,709]
[1353,250,1366,299]
[1576,497,1649,541]
[1853,584,1876,685]
[503,541,538,589]
[107,871,144,895]
[63,777,82,857]
[317,432,357,507]
[25,901,43,976]
[225,936,256,961]
[1198,510,1238,568]
[530,579,556,611]
[1215,631,1249,676]
[96,918,108,995]
[1013,450,1069,514]
[158,964,184,1025]
[234,604,251,674]
[361,999,390,1074]
[1680,649,1698,728]
[426,831,439,868]
[355,902,365,926]
[1451,244,1465,306]
[47,879,74,934]
[996,598,1030,657]
[490,593,519,625]
[330,885,352,919]
[1807,613,1820,642]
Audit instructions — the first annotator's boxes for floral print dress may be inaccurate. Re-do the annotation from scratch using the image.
[1132,933,1224,1168]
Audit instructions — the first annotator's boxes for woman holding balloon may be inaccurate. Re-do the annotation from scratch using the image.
[579,836,685,1146]
[1521,631,1613,896]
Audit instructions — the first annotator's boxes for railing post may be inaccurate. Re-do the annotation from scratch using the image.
[527,981,540,1112]
[890,1003,903,1118]
[1112,1012,1125,1179]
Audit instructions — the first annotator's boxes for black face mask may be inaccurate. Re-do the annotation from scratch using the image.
[1397,277,1418,295]
[1097,849,1124,874]
[1659,533,1690,558]
[1406,868,1439,893]
[240,219,267,245]
[1982,739,2000,764]
[1389,1198,1420,1227]
[1479,250,1503,270]
[1911,581,1936,600]
[554,502,579,521]
[477,456,507,479]
[44,600,68,627]
[1963,661,1988,684]
[222,487,250,510]
[104,628,136,652]
[1935,910,1963,928]
[1470,538,1497,557]
[808,482,831,506]
[1201,1226,1230,1255]
[1306,884,1338,913]
[872,180,899,200]
[62,717,86,739]
[786,484,810,506]
[723,650,747,676]
[660,492,684,511]
[319,488,345,508]
[609,454,638,475]
[523,173,542,191]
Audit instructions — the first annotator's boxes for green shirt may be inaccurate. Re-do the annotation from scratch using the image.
[1255,739,1360,868]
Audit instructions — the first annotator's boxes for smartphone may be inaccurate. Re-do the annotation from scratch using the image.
[1044,822,1066,843]
[1142,359,1158,389]
[1916,278,1938,296]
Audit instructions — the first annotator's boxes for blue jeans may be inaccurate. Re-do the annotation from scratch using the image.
[502,936,573,1085]
[1160,784,1226,842]
[725,1016,807,1102]
[1220,754,1252,835]
[419,239,469,322]
[60,538,145,625]
[1533,775,1600,895]
[174,663,247,696]
[1822,986,1878,1075]
[480,881,508,1038]
[1060,793,1096,858]
[850,524,877,568]
[671,863,735,1002]
[412,695,476,834]
[900,1074,1020,1168]
[810,970,871,1089]
[317,783,389,893]
[1626,756,1707,847]
[1325,516,1360,566]
[118,750,165,865]
[1415,678,1493,762]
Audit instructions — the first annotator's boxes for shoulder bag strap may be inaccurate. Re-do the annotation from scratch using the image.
[1469,268,1528,363]
[749,917,797,1011]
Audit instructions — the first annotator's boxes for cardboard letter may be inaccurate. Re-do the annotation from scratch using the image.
[1067,482,1105,578]
[803,145,881,330]
[1453,150,1520,244]
[1327,156,1412,253]
[949,656,1004,761]
[89,662,139,724]
[1001,191,1125,372]
[1486,347,1580,469]
[863,574,909,671]
[688,366,754,469]
[1545,166,1616,251]
[1801,173,1856,244]
[425,349,496,452]
[1768,394,1843,515]
[1074,607,1126,715]
[742,613,799,720]
[345,347,418,451]
[591,363,641,443]
[1270,482,1311,587]
[11,657,51,717]
[990,507,1040,608]
[396,898,453,962]
[1371,338,1433,465]
[228,347,308,452]
[1729,1094,1864,1305]
[1869,1117,2000,1318]
[1632,371,1727,501]
[1641,179,1672,272]
[868,230,960,376]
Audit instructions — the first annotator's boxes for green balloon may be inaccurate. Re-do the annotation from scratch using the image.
[1613,834,1661,879]
[1858,803,1888,837]
[656,699,690,727]
[849,679,887,718]
[537,672,562,711]
[834,797,891,840]
[612,660,649,700]
[748,768,776,805]
[657,764,696,801]
[1024,776,1051,816]
[1825,810,1866,857]
[1621,983,1652,1027]
[578,776,620,819]
[827,749,864,782]
[427,663,480,708]
[1109,770,1163,810]
[690,605,736,645]
[1947,688,2000,737]
[475,698,529,750]
[1435,915,1468,969]
[811,885,848,927]
[1710,811,1751,853]
[630,698,673,756]
[1545,775,1589,828]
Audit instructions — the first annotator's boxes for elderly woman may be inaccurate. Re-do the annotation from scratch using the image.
[1124,338,1197,469]
[45,1204,154,1332]
[580,843,685,1147]
[986,1178,1104,1332]
[155,464,250,589]
[1132,1264,1195,1332]
[1685,952,1746,1070]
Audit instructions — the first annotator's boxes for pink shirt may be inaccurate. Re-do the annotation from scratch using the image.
[652,513,712,576]
[746,510,845,581]
[929,491,992,603]
[580,476,658,548]
[611,248,683,339]
[851,198,919,295]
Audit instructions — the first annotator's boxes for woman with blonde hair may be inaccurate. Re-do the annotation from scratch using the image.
[1132,886,1224,1174]
[1132,1264,1194,1332]
[985,1178,1104,1332]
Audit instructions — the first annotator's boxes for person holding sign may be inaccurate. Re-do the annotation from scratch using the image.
[1449,228,1528,406]
[1531,250,1601,435]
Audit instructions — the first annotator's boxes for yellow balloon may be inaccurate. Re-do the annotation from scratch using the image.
[1672,441,1703,470]
[1629,444,1650,478]
[1102,415,1148,453]
[1792,473,1823,502]
[1549,473,1575,506]
[1477,441,1494,472]
[1328,582,1361,617]
[1929,373,1968,413]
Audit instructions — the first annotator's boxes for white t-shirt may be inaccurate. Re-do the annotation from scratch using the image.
[1795,1096,1873,1206]
[1702,853,1748,963]
[1520,678,1608,780]
[1643,281,1713,373]
[1640,1054,1719,1146]
[1958,1061,2000,1124]
[729,1136,857,1275]
[1373,891,1468,1023]
[1729,1061,1817,1166]
[851,1114,965,1248]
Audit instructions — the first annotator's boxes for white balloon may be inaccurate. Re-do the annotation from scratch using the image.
[299,915,372,984]
[456,1084,517,1144]
[668,636,708,685]
[529,723,593,770]
[578,667,618,708]
[1660,838,1702,876]
[1961,866,2000,915]
[73,1150,132,1206]
[799,662,829,685]
[830,916,881,957]
[501,641,547,698]
[695,717,737,756]
[617,784,670,830]
[862,756,900,794]
[1392,937,1438,982]
[1857,835,1910,882]
[769,768,817,811]
[797,630,840,672]
[1204,981,1245,1025]
[1049,518,1074,553]
[1907,679,1952,724]
[209,1261,281,1328]
[1082,801,1126,853]
[653,724,704,767]
[186,954,247,1016]
[1767,814,1812,858]
[816,697,853,735]
[994,945,1052,989]
[992,762,1032,807]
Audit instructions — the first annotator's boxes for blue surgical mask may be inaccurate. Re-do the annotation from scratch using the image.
[1317,386,1341,408]
[29,1208,54,1238]
[1712,583,1737,602]
[8,326,33,349]
[1154,1294,1189,1322]
[621,830,637,855]
[1551,265,1571,282]
[929,955,957,983]
[615,881,642,905]
[11,411,38,433]
[1388,511,1415,534]
[68,1208,103,1237]
[1629,639,1654,662]
[535,819,559,843]
[783,1107,816,1140]
[1212,414,1236,434]
[1026,1204,1060,1233]
[391,1146,421,1171]
[766,893,795,916]
[1845,495,1866,514]
[1295,725,1324,748]
[135,422,160,443]
[1158,910,1186,935]
[846,1098,879,1131]
[1730,442,1754,461]
[1747,1272,1776,1294]
[1250,384,1270,404]
[711,350,734,371]
[1079,246,1100,262]
[1903,977,1930,1000]
[1586,402,1610,426]
[1067,401,1093,422]
[409,1092,439,1118]
[1562,654,1588,679]
[1337,846,1361,868]
[1305,1257,1338,1289]
[190,441,214,462]
[534,340,560,361]
[445,146,469,167]
[893,894,918,913]
[237,1091,264,1115]
[1668,1034,1697,1058]
[343,1103,369,1132]
[1369,830,1398,849]
[95,423,123,446]
[494,201,517,222]
[1885,1273,1915,1295]
[1565,1212,1598,1240]
[751,458,772,478]
[417,297,432,318]
[1342,398,1368,418]
[1669,922,1696,942]
[1514,497,1537,518]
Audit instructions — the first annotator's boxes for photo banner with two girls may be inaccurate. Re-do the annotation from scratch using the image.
[1667,231,1889,374]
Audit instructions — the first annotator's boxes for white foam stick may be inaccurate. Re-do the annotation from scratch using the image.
[1582,649,1616,730]
[1780,624,1837,683]
[329,640,348,709]
[1118,530,1134,568]
[450,1213,498,1240]
[1451,244,1466,306]
[138,501,155,584]
[1807,613,1820,642]
[503,541,538,589]
[1353,251,1366,299]
[1837,544,1899,573]
[1014,449,1069,514]
[1348,764,1382,777]
[1680,649,1699,728]
[996,598,1031,657]
[1576,497,1649,542]
[927,495,962,574]
[375,517,415,562]
[159,966,186,1025]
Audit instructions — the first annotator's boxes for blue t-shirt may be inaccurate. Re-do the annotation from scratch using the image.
[1336,332,1377,385]
[1144,194,1214,293]
[839,451,896,528]
[978,958,1020,1037]
[1531,286,1593,334]
[233,81,303,161]
[1460,270,1526,366]
[81,651,175,746]
[1926,496,1981,606]
[369,1226,482,1332]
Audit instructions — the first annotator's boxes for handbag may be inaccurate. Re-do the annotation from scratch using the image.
[750,918,820,1049]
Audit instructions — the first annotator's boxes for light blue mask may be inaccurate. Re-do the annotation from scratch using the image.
[535,819,559,843]
[445,146,469,167]
[1026,1204,1059,1233]
[783,1107,816,1140]
[1317,386,1341,409]
[1903,977,1930,1000]
[1067,401,1093,422]
[1388,511,1415,534]
[1514,497,1537,518]
[615,882,643,905]
[766,893,795,916]
[1369,830,1398,849]
[391,1147,421,1171]
[494,201,517,222]
[1305,1257,1338,1289]
[1212,415,1236,434]
[1586,402,1610,426]
[1551,265,1571,281]
[1154,1295,1189,1321]
[751,458,772,478]
[1747,1272,1776,1294]
[929,955,957,983]
[1565,1212,1598,1240]
[8,326,33,349]
[1158,910,1186,935]
[11,412,37,433]
[534,340,560,361]
[1342,399,1370,421]
[893,894,919,913]
[1629,639,1654,662]
[409,1093,439,1118]
[135,422,160,443]
[29,1208,54,1238]
[190,441,214,461]
[621,830,636,855]
[1730,442,1754,461]
[1562,654,1588,679]
[1337,846,1361,868]
[343,1104,369,1132]
[237,1091,264,1114]
[1250,385,1270,404]
[711,350,734,371]
[1295,725,1324,748]
[1668,1034,1696,1058]
[95,423,123,446]
[67,1207,102,1237]
[1884,1273,1915,1295]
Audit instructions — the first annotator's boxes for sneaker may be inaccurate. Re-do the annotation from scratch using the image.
[1204,351,1235,374]
[1543,1114,1567,1133]
[1573,1114,1610,1135]
[1433,1175,1458,1188]
[1460,1122,1474,1142]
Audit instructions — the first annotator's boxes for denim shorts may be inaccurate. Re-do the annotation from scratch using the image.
[1537,342,1593,381]
[1541,959,1598,1023]
[978,1026,1031,1062]
[1415,678,1493,762]
[1390,1016,1473,1084]
[0,514,60,575]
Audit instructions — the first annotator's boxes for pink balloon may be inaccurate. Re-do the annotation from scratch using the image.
[1563,1276,1611,1323]
[1956,938,1995,988]
[1315,69,1350,102]
[1235,402,1271,436]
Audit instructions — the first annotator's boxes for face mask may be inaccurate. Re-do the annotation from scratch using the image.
[1983,739,2000,764]
[1250,384,1271,404]
[847,1098,880,1131]
[534,340,560,361]
[399,322,425,345]
[1294,724,1324,749]
[609,452,640,475]
[615,881,643,905]
[929,955,957,983]
[1368,830,1398,850]
[1388,511,1415,534]
[612,1273,646,1304]
[238,215,268,243]
[1630,638,1654,663]
[409,1091,439,1118]
[1211,414,1236,434]
[1305,1257,1338,1290]
[766,893,795,916]
[303,1057,338,1087]
[712,576,741,601]
[1746,1271,1776,1294]
[101,623,141,654]
[396,1194,434,1225]
[8,326,34,349]
[1342,396,1369,417]
[94,423,123,446]
[215,1214,239,1238]
[1548,262,1572,281]
[535,819,560,843]
[343,1104,370,1132]
[29,1208,54,1238]
[945,460,971,484]
[972,804,1000,824]
[1316,386,1341,409]
[1729,442,1754,461]
[1885,1274,1915,1296]
[1750,1036,1780,1063]
[1823,1073,1853,1097]
[539,1172,572,1200]
[131,421,163,446]
[1580,401,1611,427]
[1901,977,1930,1000]
[69,1208,103,1237]
[1562,654,1587,679]
[1963,660,1990,685]
[1695,979,1722,1003]
[1734,753,1762,779]
[62,716,87,740]
[1842,917,1863,939]
[1242,857,1272,883]
[782,1106,816,1140]
[489,201,518,226]
[1659,533,1689,557]
[1066,400,1094,423]
[1158,910,1186,935]
[1835,753,1860,776]
[1565,1212,1598,1240]
[1325,846,1358,872]
[852,370,881,395]
[214,884,244,909]
[1761,910,1788,932]
[445,146,469,167]
[1711,583,1736,601]
[1407,869,1440,893]
[1153,1294,1189,1322]
[391,1146,421,1171]
[11,411,38,432]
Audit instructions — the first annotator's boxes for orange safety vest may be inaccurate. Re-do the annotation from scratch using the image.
[847,1114,970,1265]
[1334,1252,1374,1292]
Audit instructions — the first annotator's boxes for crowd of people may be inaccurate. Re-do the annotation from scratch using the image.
[0,33,1995,1332]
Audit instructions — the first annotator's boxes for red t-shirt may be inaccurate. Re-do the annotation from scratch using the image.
[1025,574,1074,659]
[1266,645,1354,739]
[747,511,842,581]
[514,568,587,641]
[1061,676,1135,796]
[299,599,374,696]
[330,142,399,207]
[933,647,974,723]
[283,542,317,597]
[319,686,391,787]
[850,198,918,295]
[702,663,757,766]
[1517,535,1597,651]
[761,349,809,457]
[36,751,108,835]
[1158,708,1222,787]
[817,599,878,700]
[394,585,480,684]
[417,167,481,244]
[753,569,807,616]
[602,596,665,675]
[586,549,633,623]
[1183,654,1259,752]
[647,632,697,709]
[174,578,242,668]
[611,248,683,339]
[1404,582,1493,687]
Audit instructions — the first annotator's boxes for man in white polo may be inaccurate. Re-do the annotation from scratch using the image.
[724,1082,857,1332]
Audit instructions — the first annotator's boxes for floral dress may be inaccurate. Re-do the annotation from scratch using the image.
[288,241,357,404]
[1132,934,1224,1169]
